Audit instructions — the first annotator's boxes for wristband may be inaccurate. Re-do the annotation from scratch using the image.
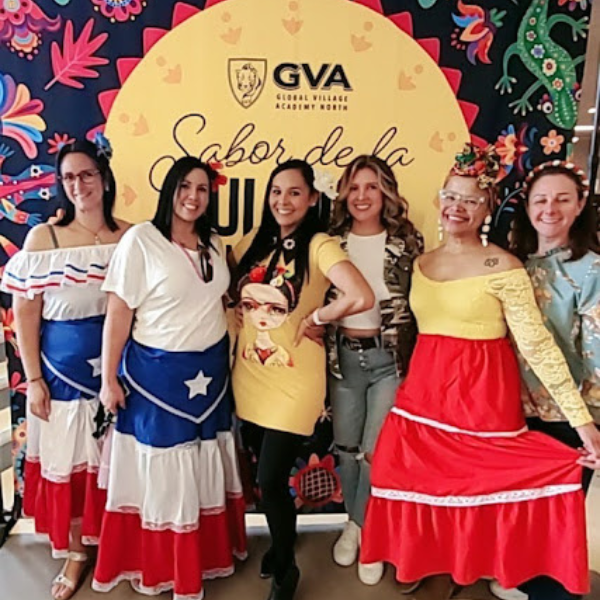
[28,375,43,384]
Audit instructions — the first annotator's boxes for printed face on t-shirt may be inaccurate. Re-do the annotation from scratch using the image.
[241,282,290,331]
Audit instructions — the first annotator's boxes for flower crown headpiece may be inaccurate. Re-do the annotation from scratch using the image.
[451,143,501,190]
[93,131,113,161]
[523,160,590,199]
[247,264,297,306]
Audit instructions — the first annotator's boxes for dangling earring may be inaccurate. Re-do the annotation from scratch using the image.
[481,214,492,247]
[437,218,444,242]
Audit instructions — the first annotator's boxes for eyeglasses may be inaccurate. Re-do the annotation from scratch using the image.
[59,169,100,186]
[438,189,486,211]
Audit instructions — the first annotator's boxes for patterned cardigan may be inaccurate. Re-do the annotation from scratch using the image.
[326,228,424,379]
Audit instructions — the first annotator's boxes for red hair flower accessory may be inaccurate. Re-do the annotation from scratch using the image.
[209,161,228,192]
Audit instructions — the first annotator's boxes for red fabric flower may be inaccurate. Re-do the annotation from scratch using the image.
[249,266,267,283]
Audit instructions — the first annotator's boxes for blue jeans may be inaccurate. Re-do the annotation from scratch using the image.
[329,338,398,527]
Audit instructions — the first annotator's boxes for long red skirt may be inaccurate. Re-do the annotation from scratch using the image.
[361,334,589,594]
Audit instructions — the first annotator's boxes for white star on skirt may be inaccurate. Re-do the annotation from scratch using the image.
[87,356,102,378]
[185,370,213,399]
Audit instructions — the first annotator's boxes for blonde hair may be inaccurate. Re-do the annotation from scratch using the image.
[330,155,418,240]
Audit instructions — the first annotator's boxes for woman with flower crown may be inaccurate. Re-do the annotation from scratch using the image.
[230,159,374,600]
[92,157,247,600]
[359,144,600,599]
[497,160,600,600]
[0,136,130,600]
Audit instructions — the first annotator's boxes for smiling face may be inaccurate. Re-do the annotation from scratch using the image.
[268,168,318,237]
[60,153,104,214]
[526,173,584,247]
[439,175,490,236]
[241,282,290,331]
[172,168,210,225]
[346,167,384,229]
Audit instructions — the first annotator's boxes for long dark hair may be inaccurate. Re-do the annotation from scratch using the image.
[151,157,217,250]
[55,139,118,231]
[233,159,327,292]
[511,165,599,262]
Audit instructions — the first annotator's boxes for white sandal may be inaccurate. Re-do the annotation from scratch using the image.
[52,551,88,599]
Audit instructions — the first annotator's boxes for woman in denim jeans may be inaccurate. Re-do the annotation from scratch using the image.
[326,155,423,585]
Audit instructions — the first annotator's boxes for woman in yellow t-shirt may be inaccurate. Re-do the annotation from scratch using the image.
[230,159,374,600]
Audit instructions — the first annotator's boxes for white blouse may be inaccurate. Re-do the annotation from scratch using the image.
[0,244,116,321]
[340,231,390,330]
[102,222,229,353]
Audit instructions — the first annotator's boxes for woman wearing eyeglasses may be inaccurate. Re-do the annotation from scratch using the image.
[359,144,599,599]
[92,157,246,600]
[0,136,129,600]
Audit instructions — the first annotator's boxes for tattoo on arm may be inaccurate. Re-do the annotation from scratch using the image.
[484,258,499,268]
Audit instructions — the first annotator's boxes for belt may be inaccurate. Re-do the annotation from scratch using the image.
[340,335,381,351]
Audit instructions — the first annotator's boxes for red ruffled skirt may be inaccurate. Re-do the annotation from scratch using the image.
[361,335,589,594]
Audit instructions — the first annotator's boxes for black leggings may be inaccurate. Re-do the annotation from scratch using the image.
[518,418,597,600]
[241,421,304,580]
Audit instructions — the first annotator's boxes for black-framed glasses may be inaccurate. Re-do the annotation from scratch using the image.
[59,169,101,186]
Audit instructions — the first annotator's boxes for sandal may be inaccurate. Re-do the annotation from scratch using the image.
[51,551,89,600]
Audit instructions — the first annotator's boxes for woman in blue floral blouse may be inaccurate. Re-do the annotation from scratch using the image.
[508,160,600,600]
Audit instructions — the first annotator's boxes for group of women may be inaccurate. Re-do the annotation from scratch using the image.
[2,133,599,600]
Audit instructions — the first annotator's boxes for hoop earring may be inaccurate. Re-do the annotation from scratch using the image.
[481,214,492,247]
[438,218,444,242]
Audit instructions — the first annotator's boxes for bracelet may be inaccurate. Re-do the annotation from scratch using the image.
[312,309,327,327]
[28,375,43,384]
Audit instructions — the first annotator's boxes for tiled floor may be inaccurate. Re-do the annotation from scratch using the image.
[1,475,599,600]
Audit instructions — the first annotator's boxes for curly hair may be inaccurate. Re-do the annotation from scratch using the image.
[330,155,419,244]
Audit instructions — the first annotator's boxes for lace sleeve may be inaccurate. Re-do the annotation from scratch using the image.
[486,268,592,428]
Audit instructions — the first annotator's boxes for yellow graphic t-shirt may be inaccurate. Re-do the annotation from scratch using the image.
[232,232,348,435]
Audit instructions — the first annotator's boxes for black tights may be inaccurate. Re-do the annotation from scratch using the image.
[242,421,304,581]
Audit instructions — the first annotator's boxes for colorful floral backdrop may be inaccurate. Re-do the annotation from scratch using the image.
[0,0,592,512]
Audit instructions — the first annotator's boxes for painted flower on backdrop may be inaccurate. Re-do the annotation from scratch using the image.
[289,454,343,509]
[0,72,46,159]
[540,130,564,155]
[91,0,147,23]
[451,1,505,65]
[495,123,536,179]
[47,133,75,155]
[0,0,61,58]
[558,0,588,11]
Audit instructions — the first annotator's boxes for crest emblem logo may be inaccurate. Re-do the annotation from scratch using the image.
[228,59,267,108]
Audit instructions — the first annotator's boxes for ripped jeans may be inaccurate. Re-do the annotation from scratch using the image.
[329,339,398,527]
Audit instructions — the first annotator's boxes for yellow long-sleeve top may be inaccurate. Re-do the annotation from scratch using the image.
[411,262,593,429]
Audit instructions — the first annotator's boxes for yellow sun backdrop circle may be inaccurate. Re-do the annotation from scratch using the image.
[106,0,469,248]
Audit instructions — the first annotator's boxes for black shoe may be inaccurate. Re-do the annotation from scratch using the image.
[267,564,300,600]
[260,548,274,579]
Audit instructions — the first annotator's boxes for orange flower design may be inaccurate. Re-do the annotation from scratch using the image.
[540,130,564,155]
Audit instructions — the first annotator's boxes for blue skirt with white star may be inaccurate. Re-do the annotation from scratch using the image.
[41,316,105,401]
[118,336,233,448]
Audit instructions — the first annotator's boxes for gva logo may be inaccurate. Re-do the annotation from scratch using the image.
[274,63,352,91]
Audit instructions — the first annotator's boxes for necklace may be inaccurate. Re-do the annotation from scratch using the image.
[75,219,105,245]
